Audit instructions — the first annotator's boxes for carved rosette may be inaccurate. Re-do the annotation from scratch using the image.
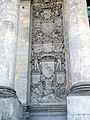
[30,1,66,104]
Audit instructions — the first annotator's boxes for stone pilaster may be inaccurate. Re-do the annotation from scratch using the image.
[65,0,90,119]
[0,0,22,119]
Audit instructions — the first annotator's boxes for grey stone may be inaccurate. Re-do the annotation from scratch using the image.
[30,0,66,105]
[67,96,90,114]
[13,0,90,120]
[28,1,67,119]
[65,0,90,88]
[0,97,22,120]
[67,96,90,120]
[0,0,20,88]
[0,0,23,120]
[30,115,66,120]
[67,115,90,120]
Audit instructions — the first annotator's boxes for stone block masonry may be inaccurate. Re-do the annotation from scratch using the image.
[15,1,30,105]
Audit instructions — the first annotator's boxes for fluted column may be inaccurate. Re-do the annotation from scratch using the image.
[0,0,22,119]
[64,0,90,119]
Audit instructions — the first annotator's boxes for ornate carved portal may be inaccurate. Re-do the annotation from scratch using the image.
[30,0,66,104]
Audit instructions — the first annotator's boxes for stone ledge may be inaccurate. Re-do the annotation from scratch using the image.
[29,104,67,116]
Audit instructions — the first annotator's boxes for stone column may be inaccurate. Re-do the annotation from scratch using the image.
[64,0,90,119]
[0,0,22,119]
[0,0,20,89]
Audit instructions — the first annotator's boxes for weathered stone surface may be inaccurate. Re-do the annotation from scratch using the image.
[30,0,66,104]
[67,96,90,120]
[67,115,90,120]
[0,0,20,88]
[0,0,23,119]
[0,97,22,120]
[26,0,67,119]
[67,96,90,114]
[30,115,66,120]
[30,104,67,120]
[15,1,30,104]
[66,0,90,88]
[65,0,90,120]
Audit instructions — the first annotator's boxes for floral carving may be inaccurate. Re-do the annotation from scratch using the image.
[30,1,66,104]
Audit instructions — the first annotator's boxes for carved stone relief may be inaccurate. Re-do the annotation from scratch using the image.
[30,0,66,104]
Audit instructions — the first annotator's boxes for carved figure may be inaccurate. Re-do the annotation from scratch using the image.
[34,56,40,71]
[56,56,61,70]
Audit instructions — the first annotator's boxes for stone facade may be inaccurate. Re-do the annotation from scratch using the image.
[0,0,89,120]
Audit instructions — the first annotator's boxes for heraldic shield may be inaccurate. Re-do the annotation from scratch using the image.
[39,56,55,79]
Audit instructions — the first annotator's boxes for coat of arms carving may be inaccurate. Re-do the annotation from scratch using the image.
[30,1,66,104]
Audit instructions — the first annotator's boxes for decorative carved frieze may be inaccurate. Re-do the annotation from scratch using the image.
[30,1,66,104]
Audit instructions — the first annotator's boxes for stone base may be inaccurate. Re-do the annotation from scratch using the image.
[30,115,66,120]
[67,96,90,120]
[29,104,67,120]
[0,97,22,120]
[67,115,90,120]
